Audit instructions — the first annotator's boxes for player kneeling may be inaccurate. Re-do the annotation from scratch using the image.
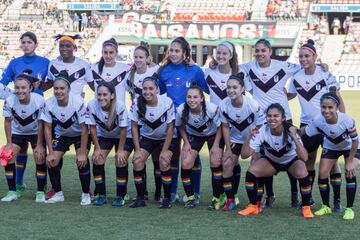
[239,103,314,218]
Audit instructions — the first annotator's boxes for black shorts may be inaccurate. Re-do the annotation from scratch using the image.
[12,134,37,149]
[124,138,135,153]
[98,137,120,151]
[231,142,243,156]
[52,135,91,152]
[321,148,360,160]
[188,134,225,152]
[300,123,323,153]
[262,156,298,173]
[140,136,174,154]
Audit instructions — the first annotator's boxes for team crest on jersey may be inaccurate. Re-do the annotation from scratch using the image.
[330,130,335,135]
[71,115,77,122]
[186,81,191,88]
[342,133,348,139]
[247,117,253,124]
[161,116,166,122]
[315,84,322,91]
[274,75,279,83]
[194,119,199,123]
[117,76,122,82]
[37,73,42,80]
[74,72,80,79]
[285,145,291,151]
[32,112,37,120]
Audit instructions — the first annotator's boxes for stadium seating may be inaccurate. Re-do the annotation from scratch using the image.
[172,0,252,22]
[315,1,360,3]
[266,0,311,20]
[336,22,360,73]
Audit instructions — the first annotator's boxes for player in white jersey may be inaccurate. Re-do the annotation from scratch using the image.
[287,39,345,209]
[41,73,91,205]
[0,83,13,100]
[175,85,222,208]
[219,73,264,211]
[45,34,92,97]
[238,103,314,219]
[303,93,359,220]
[87,82,128,207]
[204,41,239,105]
[90,38,130,104]
[1,72,46,202]
[129,77,175,209]
[126,42,161,201]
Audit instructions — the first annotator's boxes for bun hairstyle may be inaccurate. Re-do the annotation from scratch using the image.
[320,92,340,107]
[301,39,317,55]
[98,38,118,75]
[228,72,245,87]
[54,70,71,88]
[15,69,39,90]
[128,41,153,92]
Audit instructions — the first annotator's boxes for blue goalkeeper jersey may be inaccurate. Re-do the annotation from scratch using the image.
[0,54,50,95]
[158,61,209,108]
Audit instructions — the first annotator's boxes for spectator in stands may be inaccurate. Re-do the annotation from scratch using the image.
[343,16,352,35]
[331,18,341,35]
[73,13,80,32]
[81,13,88,31]
[319,16,328,34]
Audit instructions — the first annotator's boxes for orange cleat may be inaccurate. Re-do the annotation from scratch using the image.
[302,206,314,219]
[238,204,259,216]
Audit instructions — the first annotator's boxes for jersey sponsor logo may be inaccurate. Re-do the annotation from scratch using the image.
[293,79,326,101]
[138,104,172,130]
[249,69,286,93]
[223,112,254,132]
[92,113,120,131]
[11,108,39,126]
[186,116,213,133]
[50,66,86,84]
[206,75,227,100]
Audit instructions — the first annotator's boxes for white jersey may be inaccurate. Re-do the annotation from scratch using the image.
[90,62,130,104]
[0,83,13,100]
[126,65,159,101]
[47,57,92,97]
[219,96,263,144]
[204,66,231,105]
[129,94,175,140]
[250,125,301,165]
[3,93,44,135]
[288,66,340,124]
[241,60,301,121]
[305,112,358,151]
[86,99,127,139]
[175,101,221,137]
[41,94,86,137]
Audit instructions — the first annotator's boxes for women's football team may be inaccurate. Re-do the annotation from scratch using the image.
[0,31,358,220]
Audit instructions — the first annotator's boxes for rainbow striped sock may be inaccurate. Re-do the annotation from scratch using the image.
[94,175,103,184]
[116,177,127,186]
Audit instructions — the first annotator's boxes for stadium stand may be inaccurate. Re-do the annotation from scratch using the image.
[265,0,311,20]
[172,0,253,22]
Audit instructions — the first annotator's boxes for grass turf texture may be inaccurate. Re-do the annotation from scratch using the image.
[0,91,359,240]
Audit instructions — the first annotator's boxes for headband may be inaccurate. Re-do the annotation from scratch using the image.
[54,76,71,88]
[300,46,317,55]
[59,36,76,46]
[143,76,159,87]
[217,41,234,56]
[102,40,118,50]
[321,94,339,106]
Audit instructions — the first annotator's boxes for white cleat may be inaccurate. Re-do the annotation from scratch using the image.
[45,191,64,203]
[35,191,46,203]
[80,192,91,206]
[1,191,18,202]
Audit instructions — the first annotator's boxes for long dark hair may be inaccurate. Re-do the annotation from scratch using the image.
[128,41,152,90]
[320,92,340,107]
[98,38,118,75]
[266,103,292,146]
[160,37,191,68]
[137,76,159,117]
[181,85,207,124]
[227,72,245,86]
[97,81,117,129]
